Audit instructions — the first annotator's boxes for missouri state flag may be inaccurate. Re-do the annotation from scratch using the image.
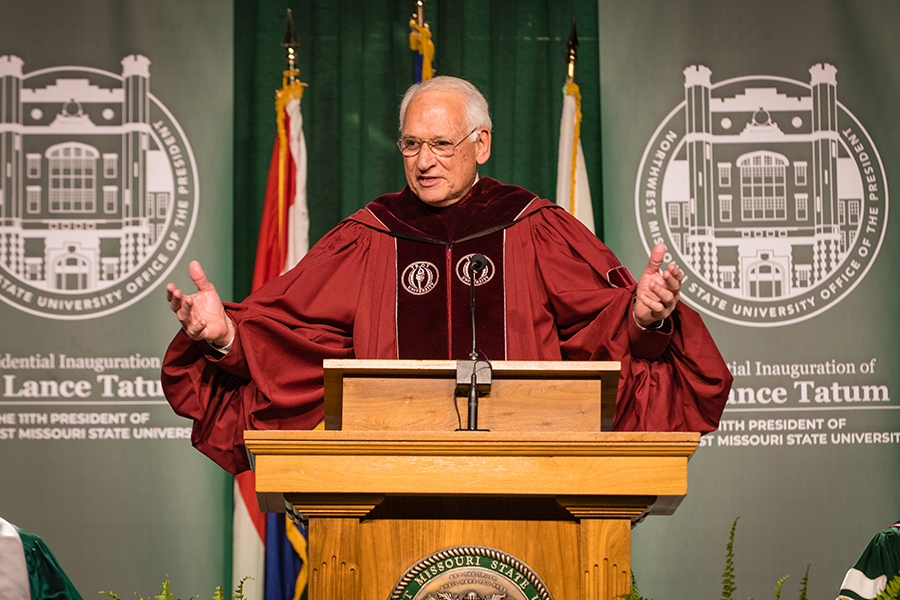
[233,71,310,600]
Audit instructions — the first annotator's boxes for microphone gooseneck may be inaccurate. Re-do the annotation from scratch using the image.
[463,253,489,431]
[468,254,487,361]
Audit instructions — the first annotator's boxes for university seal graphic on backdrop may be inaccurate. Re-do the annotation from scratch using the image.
[635,64,887,327]
[0,55,197,319]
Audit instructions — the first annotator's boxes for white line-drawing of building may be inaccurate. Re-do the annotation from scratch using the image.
[0,55,171,293]
[666,64,862,299]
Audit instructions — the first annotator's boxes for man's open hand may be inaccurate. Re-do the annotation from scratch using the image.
[166,260,234,347]
[633,243,682,328]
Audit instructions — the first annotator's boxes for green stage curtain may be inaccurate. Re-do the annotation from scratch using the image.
[233,0,602,299]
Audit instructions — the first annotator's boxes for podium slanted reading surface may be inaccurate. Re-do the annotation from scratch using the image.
[244,359,700,600]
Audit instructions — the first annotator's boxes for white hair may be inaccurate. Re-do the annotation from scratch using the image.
[399,76,492,135]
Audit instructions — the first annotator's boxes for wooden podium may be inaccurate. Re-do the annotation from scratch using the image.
[245,360,700,600]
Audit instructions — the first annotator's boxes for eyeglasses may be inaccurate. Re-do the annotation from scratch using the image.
[397,127,479,157]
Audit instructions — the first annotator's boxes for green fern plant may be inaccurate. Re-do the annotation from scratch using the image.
[619,571,653,600]
[101,576,253,600]
[721,517,739,600]
[615,519,899,600]
[772,575,788,599]
[873,571,900,600]
[797,563,810,600]
[227,577,252,600]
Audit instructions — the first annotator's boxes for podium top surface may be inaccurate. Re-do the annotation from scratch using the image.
[323,358,621,376]
[244,430,700,457]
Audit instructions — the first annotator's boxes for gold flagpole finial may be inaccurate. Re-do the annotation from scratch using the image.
[415,0,425,27]
[282,8,300,83]
[276,8,306,252]
[566,16,578,82]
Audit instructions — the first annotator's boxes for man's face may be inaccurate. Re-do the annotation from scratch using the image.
[401,90,491,207]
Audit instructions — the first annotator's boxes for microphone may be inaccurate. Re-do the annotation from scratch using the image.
[469,253,488,273]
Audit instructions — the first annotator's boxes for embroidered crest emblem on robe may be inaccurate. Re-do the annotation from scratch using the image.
[402,261,439,295]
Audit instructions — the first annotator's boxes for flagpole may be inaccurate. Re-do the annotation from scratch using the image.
[277,9,301,253]
[409,0,434,82]
[565,18,581,216]
[555,16,596,234]
[566,17,577,84]
[283,8,299,84]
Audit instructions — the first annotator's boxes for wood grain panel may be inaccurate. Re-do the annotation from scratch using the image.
[324,360,620,431]
[340,377,604,432]
[358,519,581,600]
[308,515,634,600]
[308,519,361,600]
[580,519,630,600]
[256,454,687,497]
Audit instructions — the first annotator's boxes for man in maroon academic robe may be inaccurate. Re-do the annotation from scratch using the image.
[163,76,732,474]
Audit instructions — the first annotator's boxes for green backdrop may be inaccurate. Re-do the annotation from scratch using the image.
[597,2,900,599]
[233,0,602,299]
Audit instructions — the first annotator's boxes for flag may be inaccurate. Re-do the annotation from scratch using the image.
[409,18,434,82]
[264,513,308,600]
[555,80,596,234]
[251,75,309,290]
[233,69,310,600]
[232,470,265,600]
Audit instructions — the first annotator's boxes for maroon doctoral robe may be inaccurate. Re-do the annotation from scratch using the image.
[162,177,732,473]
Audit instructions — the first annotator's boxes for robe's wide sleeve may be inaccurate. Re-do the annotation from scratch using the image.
[162,219,389,473]
[505,205,732,433]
